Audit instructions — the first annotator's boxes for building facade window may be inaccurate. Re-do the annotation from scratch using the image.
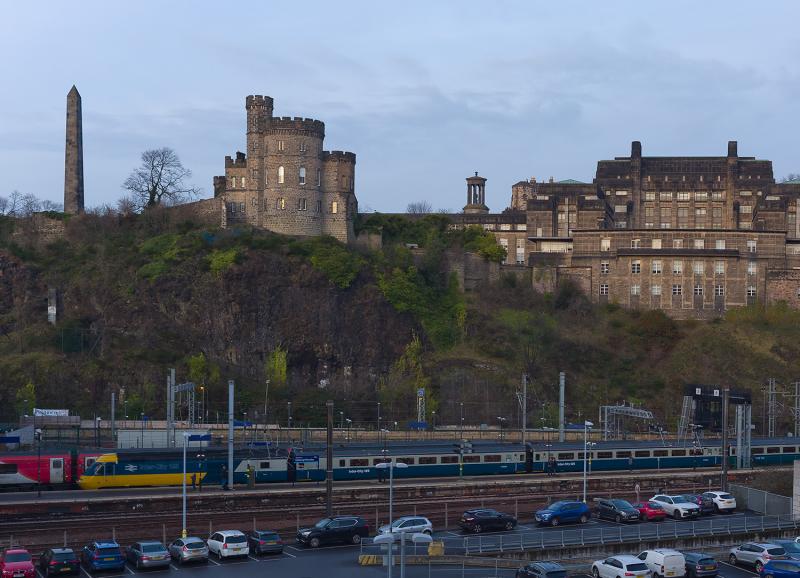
[316,200,322,213]
[631,284,641,296]
[652,239,662,249]
[299,142,307,153]
[673,239,683,249]
[600,238,611,251]
[317,168,322,187]
[747,261,757,275]
[651,284,662,296]
[695,191,708,201]
[715,285,724,296]
[747,286,756,297]
[678,191,690,201]
[631,260,641,274]
[277,140,285,152]
[694,284,703,296]
[600,261,609,274]
[276,197,286,210]
[299,167,306,185]
[241,177,246,188]
[715,239,726,249]
[693,239,705,249]
[631,239,641,248]
[672,284,683,296]
[693,261,705,275]
[673,260,683,275]
[298,198,307,211]
[645,191,656,201]
[747,240,757,253]
[715,261,725,274]
[599,284,609,296]
[277,166,285,184]
[331,201,338,214]
[652,260,662,274]
[660,192,673,201]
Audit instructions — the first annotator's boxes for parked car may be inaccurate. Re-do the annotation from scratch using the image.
[460,509,517,533]
[632,501,667,522]
[168,537,209,564]
[592,555,651,578]
[535,501,591,527]
[683,552,718,578]
[760,559,800,578]
[729,543,788,573]
[379,516,433,535]
[0,549,35,578]
[649,495,700,520]
[126,541,170,570]
[80,542,125,572]
[596,499,640,523]
[247,530,283,555]
[774,541,800,561]
[637,549,686,578]
[680,494,715,516]
[38,548,80,577]
[702,491,736,513]
[207,531,249,558]
[296,516,370,548]
[517,561,567,578]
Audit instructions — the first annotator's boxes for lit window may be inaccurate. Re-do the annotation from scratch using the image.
[631,239,641,248]
[651,284,662,296]
[695,208,707,217]
[631,260,641,274]
[231,176,237,188]
[715,261,725,275]
[715,240,726,250]
[740,205,753,214]
[672,284,683,296]
[276,197,286,210]
[660,192,673,201]
[713,191,725,201]
[747,261,757,275]
[652,260,662,274]
[299,167,306,185]
[715,285,724,296]
[695,192,708,201]
[694,239,705,249]
[747,286,756,297]
[600,261,609,274]
[600,239,611,251]
[331,201,338,214]
[673,260,683,275]
[645,222,654,229]
[694,284,703,296]
[673,239,683,249]
[536,227,543,237]
[652,239,662,249]
[660,222,670,229]
[678,192,690,201]
[277,140,285,152]
[693,262,705,275]
[645,191,656,201]
[747,240,757,253]
[599,284,609,296]
[631,284,641,296]
[241,177,246,188]
[278,166,285,184]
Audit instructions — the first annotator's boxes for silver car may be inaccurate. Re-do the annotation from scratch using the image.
[126,541,170,570]
[378,516,433,535]
[729,543,787,573]
[168,537,209,564]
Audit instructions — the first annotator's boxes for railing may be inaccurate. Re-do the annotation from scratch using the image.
[729,484,793,517]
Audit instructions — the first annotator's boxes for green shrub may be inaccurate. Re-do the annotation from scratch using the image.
[137,260,169,280]
[207,247,241,276]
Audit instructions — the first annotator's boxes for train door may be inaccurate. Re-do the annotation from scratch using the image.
[524,444,534,473]
[50,458,64,484]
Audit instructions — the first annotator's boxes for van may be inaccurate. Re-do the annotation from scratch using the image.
[638,549,687,578]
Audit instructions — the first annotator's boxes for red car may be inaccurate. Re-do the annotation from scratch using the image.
[632,501,667,521]
[0,548,35,578]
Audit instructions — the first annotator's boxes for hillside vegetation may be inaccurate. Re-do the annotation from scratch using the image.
[0,210,798,435]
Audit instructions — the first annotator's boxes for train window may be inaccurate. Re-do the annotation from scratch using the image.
[483,455,501,463]
[397,457,415,465]
[653,450,668,457]
[557,452,574,460]
[597,451,613,459]
[671,449,686,456]
[577,452,586,459]
[0,464,18,474]
[418,457,437,465]
[767,447,780,454]
[372,458,385,466]
[52,459,63,469]
[616,451,631,458]
[259,461,270,469]
[534,454,541,461]
[463,455,480,463]
[440,456,458,464]
[339,460,346,467]
[752,448,764,454]
[782,446,796,453]
[85,457,96,468]
[635,450,650,458]
[350,459,368,467]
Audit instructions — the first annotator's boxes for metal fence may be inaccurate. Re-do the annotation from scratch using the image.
[729,484,793,516]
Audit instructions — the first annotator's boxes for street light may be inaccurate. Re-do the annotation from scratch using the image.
[583,420,594,503]
[182,433,189,537]
[95,417,102,447]
[375,460,409,578]
[460,402,464,439]
[497,417,507,441]
[431,411,436,431]
[377,402,381,432]
[345,418,352,442]
[287,402,292,429]
[35,428,42,498]
[339,411,344,431]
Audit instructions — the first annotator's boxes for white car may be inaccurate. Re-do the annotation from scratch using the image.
[650,495,700,520]
[702,491,736,513]
[593,555,651,578]
[378,516,433,535]
[207,530,249,558]
[637,549,686,578]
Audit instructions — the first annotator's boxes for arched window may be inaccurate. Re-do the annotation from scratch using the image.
[299,167,306,185]
[278,166,285,184]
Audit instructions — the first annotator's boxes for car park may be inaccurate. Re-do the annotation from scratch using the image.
[650,495,700,520]
[378,516,433,535]
[126,542,170,570]
[207,531,249,558]
[759,559,800,578]
[632,501,667,522]
[683,552,718,578]
[592,555,651,578]
[680,494,715,516]
[460,509,517,533]
[702,491,736,513]
[729,542,788,573]
[516,561,567,578]
[637,549,686,578]
[38,549,80,577]
[296,516,370,548]
[80,542,125,572]
[535,501,591,527]
[596,499,640,523]
[0,549,35,578]
[168,537,209,564]
[773,541,800,561]
[247,530,283,555]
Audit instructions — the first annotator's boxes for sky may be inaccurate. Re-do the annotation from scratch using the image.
[1,1,799,213]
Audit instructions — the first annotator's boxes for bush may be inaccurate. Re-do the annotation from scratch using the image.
[207,247,241,277]
[298,237,364,289]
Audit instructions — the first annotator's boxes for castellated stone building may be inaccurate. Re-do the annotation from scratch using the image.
[214,95,357,243]
[457,141,800,319]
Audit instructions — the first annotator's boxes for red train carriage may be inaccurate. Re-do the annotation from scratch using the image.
[0,451,103,489]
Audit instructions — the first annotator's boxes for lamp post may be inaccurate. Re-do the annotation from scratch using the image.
[140,413,145,448]
[95,417,101,447]
[431,411,436,431]
[377,402,381,432]
[182,433,188,537]
[339,411,344,432]
[583,420,594,503]
[35,428,42,498]
[460,402,464,439]
[346,418,352,442]
[375,460,409,578]
[497,417,507,441]
[287,402,292,429]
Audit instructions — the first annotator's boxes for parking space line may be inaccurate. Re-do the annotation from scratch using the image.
[286,546,304,553]
[80,569,93,578]
[247,555,259,562]
[719,562,758,576]
[125,566,135,575]
[206,558,220,566]
[280,551,296,559]
[169,564,180,571]
[36,570,44,578]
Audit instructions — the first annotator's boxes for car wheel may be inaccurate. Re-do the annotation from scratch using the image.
[505,521,515,531]
[764,574,774,578]
[673,511,681,520]
[592,568,600,578]
[474,524,482,533]
[551,517,560,527]
[423,529,432,535]
[755,562,764,574]
[351,534,362,545]
[309,537,321,549]
[729,555,737,566]
[580,514,589,524]
[615,515,623,524]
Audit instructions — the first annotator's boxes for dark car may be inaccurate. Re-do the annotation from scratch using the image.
[517,561,567,578]
[248,530,283,555]
[534,501,591,527]
[760,560,800,578]
[681,494,715,516]
[80,542,125,572]
[596,499,640,523]
[296,516,370,548]
[39,549,80,577]
[460,509,517,533]
[684,552,719,578]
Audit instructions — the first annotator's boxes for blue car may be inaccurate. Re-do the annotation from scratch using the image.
[534,500,591,526]
[81,541,125,572]
[760,559,800,578]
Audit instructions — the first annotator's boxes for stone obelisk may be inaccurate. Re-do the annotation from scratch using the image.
[64,85,84,214]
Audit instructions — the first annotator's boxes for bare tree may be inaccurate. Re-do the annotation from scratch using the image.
[122,147,200,210]
[4,190,23,216]
[116,196,137,216]
[20,193,41,216]
[0,196,8,215]
[406,200,433,214]
[782,173,800,182]
[40,199,64,212]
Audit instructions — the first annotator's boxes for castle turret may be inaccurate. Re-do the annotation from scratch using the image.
[64,85,84,214]
[322,151,357,242]
[463,172,488,214]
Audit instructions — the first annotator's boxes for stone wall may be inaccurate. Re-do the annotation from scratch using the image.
[167,198,223,227]
[767,269,800,308]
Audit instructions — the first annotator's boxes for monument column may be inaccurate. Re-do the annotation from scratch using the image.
[64,85,84,214]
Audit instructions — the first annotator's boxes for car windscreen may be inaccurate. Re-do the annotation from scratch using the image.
[97,548,120,556]
[224,536,246,544]
[680,495,696,502]
[184,541,206,550]
[767,548,786,556]
[5,553,32,562]
[257,533,279,540]
[546,501,568,510]
[611,499,632,509]
[53,553,76,561]
[719,493,734,500]
[648,502,663,509]
[141,544,165,553]
[697,558,716,566]
[314,518,332,528]
[626,563,649,572]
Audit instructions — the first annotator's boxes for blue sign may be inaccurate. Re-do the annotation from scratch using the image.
[295,455,319,464]
[233,420,253,427]
[246,441,272,447]
[407,421,428,430]
[0,436,20,443]
[188,434,211,442]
